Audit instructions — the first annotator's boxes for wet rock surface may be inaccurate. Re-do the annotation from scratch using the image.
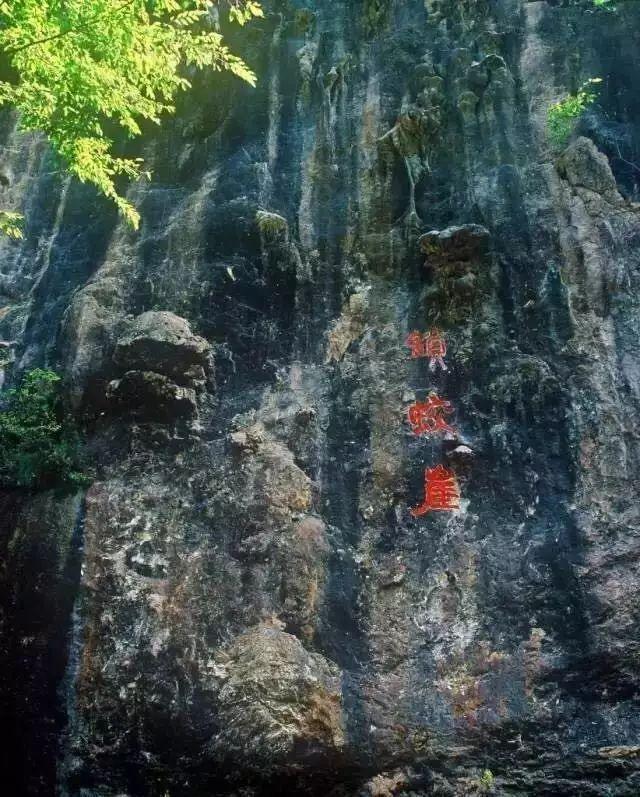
[1,0,640,795]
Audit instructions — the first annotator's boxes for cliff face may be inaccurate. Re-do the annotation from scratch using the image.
[1,1,640,795]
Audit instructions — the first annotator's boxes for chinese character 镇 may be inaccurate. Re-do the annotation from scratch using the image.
[408,392,455,437]
[405,330,426,358]
[410,464,460,517]
[424,328,447,372]
[405,328,448,372]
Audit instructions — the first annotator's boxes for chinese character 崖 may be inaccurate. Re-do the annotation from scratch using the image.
[411,464,460,517]
[408,392,455,436]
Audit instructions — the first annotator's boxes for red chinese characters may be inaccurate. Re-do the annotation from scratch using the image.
[410,464,460,517]
[405,328,448,372]
[404,322,461,518]
[405,330,427,358]
[407,391,455,437]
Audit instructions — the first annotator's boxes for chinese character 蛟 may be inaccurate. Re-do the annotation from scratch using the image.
[410,464,460,517]
[407,391,455,437]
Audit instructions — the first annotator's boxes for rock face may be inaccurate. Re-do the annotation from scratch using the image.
[2,0,640,795]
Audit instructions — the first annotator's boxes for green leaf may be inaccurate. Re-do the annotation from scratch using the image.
[0,0,262,230]
[0,210,24,239]
[547,77,602,149]
[0,368,85,489]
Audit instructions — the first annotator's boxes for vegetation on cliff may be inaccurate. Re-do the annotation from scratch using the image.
[0,209,24,239]
[547,78,602,147]
[0,368,85,489]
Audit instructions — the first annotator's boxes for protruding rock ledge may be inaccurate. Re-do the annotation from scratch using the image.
[419,223,491,265]
[106,370,198,421]
[114,310,212,386]
[107,311,213,422]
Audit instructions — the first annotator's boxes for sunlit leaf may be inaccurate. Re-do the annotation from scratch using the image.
[0,0,262,229]
[0,211,24,239]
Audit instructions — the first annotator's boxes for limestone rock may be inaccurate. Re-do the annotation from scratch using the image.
[3,0,640,793]
[279,516,330,638]
[256,210,289,241]
[557,136,622,204]
[113,311,211,385]
[364,770,409,797]
[62,275,127,408]
[214,625,344,765]
[229,422,265,455]
[325,289,369,363]
[125,538,169,578]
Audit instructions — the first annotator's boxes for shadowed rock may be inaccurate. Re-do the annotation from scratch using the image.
[113,311,211,386]
[419,224,491,265]
[107,370,197,420]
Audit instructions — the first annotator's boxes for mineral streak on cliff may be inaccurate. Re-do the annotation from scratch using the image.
[1,0,640,795]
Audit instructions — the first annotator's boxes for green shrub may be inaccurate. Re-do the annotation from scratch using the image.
[0,368,86,489]
[479,769,495,791]
[256,210,288,238]
[364,0,391,36]
[547,78,602,148]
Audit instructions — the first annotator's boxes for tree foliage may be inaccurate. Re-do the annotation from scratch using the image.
[0,368,86,489]
[0,1,263,229]
[0,209,24,238]
[547,78,602,148]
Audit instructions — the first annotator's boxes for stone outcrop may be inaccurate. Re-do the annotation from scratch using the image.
[113,310,211,385]
[419,224,491,265]
[106,311,212,420]
[557,135,625,205]
[213,624,344,765]
[106,370,198,420]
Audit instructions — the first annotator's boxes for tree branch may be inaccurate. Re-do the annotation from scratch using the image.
[5,0,138,56]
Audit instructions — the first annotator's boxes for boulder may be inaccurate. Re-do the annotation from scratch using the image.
[557,136,622,204]
[113,311,211,385]
[213,625,344,766]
